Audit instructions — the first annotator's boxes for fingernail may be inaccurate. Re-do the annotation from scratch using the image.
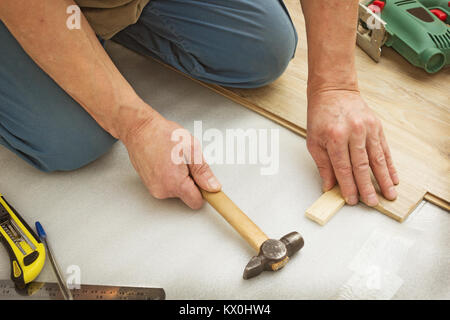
[346,195,358,205]
[392,173,399,185]
[322,182,334,192]
[387,186,397,200]
[367,193,379,207]
[207,177,221,191]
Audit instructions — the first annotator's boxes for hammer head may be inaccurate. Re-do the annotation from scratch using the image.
[243,232,304,279]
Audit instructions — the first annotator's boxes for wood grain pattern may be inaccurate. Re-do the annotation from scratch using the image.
[372,177,427,222]
[195,0,449,220]
[306,186,345,226]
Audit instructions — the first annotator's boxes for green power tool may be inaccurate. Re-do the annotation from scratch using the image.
[357,0,450,73]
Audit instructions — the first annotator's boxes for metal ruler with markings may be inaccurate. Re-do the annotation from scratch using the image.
[0,280,165,300]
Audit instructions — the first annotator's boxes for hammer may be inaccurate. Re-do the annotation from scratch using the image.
[201,189,304,279]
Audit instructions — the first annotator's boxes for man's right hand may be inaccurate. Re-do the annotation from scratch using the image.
[122,113,222,209]
[306,89,398,207]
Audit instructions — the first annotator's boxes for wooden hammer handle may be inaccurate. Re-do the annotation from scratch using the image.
[201,190,268,252]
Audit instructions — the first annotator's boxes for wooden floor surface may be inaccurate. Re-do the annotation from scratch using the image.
[195,0,449,220]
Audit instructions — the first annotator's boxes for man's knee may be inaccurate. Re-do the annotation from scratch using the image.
[239,2,297,87]
[0,110,117,173]
[193,1,298,88]
[241,23,297,88]
[114,0,297,88]
[35,124,117,172]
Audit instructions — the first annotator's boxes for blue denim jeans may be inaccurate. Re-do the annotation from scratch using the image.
[0,0,297,172]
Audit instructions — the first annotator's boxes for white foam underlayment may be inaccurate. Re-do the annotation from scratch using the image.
[0,42,448,299]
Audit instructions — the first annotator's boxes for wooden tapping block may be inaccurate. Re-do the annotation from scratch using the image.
[306,180,426,225]
[305,186,345,226]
